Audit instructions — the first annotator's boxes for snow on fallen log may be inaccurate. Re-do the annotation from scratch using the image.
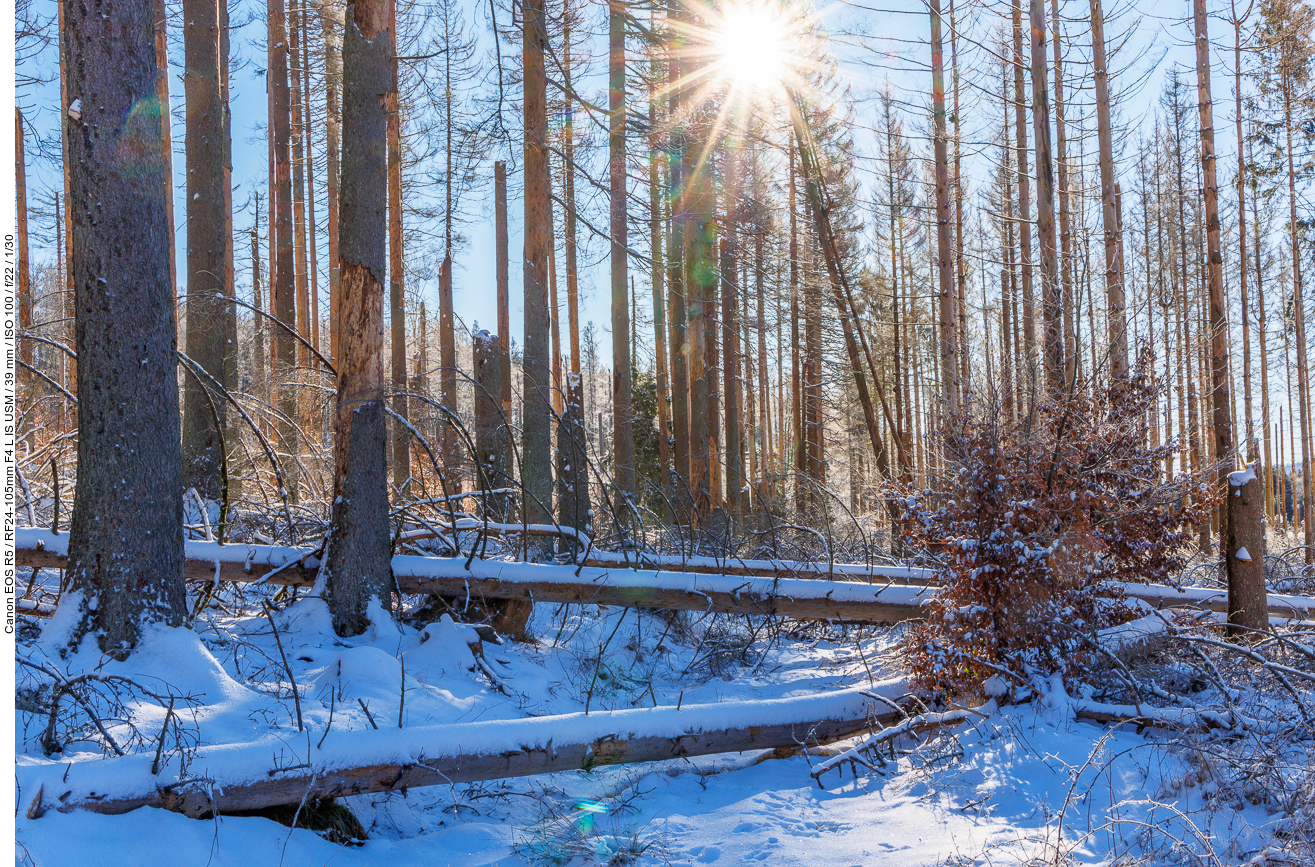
[1112,581,1315,621]
[15,528,939,623]
[22,680,910,817]
[390,556,938,623]
[17,528,1314,622]
[581,549,937,584]
[1071,699,1272,733]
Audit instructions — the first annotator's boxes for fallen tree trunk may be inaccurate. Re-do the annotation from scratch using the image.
[17,529,1315,622]
[27,682,910,817]
[17,528,939,623]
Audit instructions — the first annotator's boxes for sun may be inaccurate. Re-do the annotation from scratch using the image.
[711,3,795,96]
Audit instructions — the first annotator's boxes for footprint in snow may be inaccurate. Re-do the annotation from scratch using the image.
[689,845,722,863]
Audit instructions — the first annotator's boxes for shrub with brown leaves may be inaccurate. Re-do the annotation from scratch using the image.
[900,368,1216,695]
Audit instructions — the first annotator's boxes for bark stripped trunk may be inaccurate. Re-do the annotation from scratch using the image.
[62,0,186,656]
[325,0,393,637]
[182,0,230,499]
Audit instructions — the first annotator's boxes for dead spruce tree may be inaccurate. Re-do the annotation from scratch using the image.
[61,0,187,657]
[324,0,393,636]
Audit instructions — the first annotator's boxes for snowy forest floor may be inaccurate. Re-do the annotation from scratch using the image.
[14,571,1315,867]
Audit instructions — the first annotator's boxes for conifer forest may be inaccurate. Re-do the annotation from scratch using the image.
[11,0,1315,863]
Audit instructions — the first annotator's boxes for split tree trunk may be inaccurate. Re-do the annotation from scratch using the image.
[325,0,394,637]
[61,0,187,657]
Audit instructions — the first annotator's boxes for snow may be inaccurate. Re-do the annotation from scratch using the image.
[15,553,1308,866]
[1236,546,1253,561]
[1229,463,1258,488]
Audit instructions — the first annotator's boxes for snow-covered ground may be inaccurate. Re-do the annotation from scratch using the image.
[14,590,1305,866]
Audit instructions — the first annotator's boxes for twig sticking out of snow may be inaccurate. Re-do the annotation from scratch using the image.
[810,704,990,786]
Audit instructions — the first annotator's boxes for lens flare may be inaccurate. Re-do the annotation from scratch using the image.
[712,4,794,95]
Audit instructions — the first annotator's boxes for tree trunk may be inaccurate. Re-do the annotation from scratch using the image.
[16,108,32,371]
[1029,0,1062,392]
[388,42,409,494]
[301,0,320,357]
[182,0,230,500]
[495,161,513,481]
[152,0,177,302]
[1012,0,1036,393]
[474,331,507,497]
[325,0,394,637]
[1195,0,1253,623]
[269,0,300,503]
[522,0,554,556]
[649,94,673,517]
[610,0,634,501]
[1051,0,1075,384]
[61,0,186,657]
[1091,0,1127,381]
[722,234,742,516]
[324,0,341,365]
[930,0,959,416]
[1283,66,1315,559]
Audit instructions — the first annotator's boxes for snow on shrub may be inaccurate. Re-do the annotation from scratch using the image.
[899,368,1215,695]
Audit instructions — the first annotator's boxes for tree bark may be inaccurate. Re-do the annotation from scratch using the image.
[61,0,186,656]
[325,0,394,637]
[182,0,230,500]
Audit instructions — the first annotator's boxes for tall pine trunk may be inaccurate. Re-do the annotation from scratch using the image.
[62,0,186,656]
